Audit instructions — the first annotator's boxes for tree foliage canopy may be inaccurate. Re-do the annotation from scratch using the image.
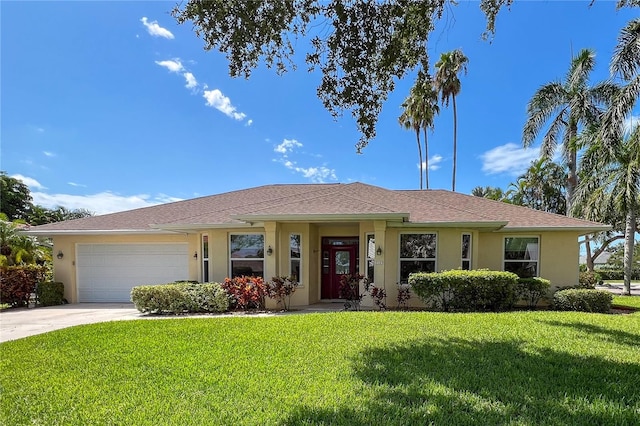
[172,0,514,152]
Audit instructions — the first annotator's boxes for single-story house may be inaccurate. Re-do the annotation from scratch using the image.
[579,251,613,269]
[24,182,609,307]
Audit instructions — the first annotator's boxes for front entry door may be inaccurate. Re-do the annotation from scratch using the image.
[321,238,358,299]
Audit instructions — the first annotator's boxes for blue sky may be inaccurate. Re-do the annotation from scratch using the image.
[2,1,637,215]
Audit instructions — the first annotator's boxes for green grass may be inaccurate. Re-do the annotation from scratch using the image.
[1,311,639,425]
[613,295,640,309]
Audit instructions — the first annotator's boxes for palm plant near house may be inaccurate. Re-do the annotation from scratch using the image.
[522,48,618,214]
[434,49,468,192]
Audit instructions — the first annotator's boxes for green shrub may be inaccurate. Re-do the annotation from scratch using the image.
[552,289,613,313]
[409,269,519,312]
[517,277,550,308]
[597,268,640,280]
[578,271,600,288]
[36,281,65,306]
[131,282,229,314]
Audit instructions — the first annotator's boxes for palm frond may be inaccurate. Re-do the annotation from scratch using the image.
[611,18,640,81]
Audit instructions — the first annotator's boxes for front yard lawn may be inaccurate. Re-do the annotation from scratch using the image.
[1,311,639,425]
[612,294,640,309]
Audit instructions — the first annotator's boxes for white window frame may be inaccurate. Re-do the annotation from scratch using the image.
[503,236,539,278]
[202,233,209,282]
[399,232,438,284]
[365,233,375,283]
[229,233,265,278]
[461,233,472,270]
[289,233,302,287]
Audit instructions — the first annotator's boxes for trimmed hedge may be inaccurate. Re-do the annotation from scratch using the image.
[36,281,65,306]
[131,282,229,314]
[409,270,520,312]
[553,289,613,313]
[597,269,640,281]
[517,277,550,308]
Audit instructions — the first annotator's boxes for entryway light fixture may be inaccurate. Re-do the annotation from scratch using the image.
[57,250,64,259]
[267,246,273,256]
[376,246,382,256]
[193,251,198,259]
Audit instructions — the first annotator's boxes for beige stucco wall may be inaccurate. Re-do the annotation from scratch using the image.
[52,223,581,307]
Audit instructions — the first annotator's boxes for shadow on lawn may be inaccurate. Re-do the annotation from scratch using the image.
[281,337,640,425]
[537,319,640,347]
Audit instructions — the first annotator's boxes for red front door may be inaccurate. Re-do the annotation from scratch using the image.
[321,238,358,299]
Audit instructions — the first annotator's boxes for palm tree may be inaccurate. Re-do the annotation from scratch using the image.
[399,71,441,190]
[415,72,440,189]
[573,124,639,295]
[434,49,468,192]
[399,93,423,189]
[522,48,617,215]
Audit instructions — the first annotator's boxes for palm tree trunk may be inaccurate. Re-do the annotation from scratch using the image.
[416,128,423,190]
[566,122,578,216]
[423,127,429,189]
[452,95,458,192]
[623,209,636,296]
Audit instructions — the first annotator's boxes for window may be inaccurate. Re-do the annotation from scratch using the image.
[290,234,301,284]
[202,234,209,282]
[230,234,264,277]
[366,233,375,283]
[399,233,437,283]
[461,233,471,270]
[504,237,539,277]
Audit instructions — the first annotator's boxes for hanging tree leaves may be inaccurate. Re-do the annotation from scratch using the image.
[172,0,514,152]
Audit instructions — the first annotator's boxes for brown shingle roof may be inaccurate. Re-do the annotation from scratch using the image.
[26,182,608,234]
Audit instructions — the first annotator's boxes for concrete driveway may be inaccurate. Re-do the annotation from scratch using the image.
[0,302,346,343]
[0,303,143,343]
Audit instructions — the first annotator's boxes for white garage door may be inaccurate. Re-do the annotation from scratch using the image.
[77,243,189,302]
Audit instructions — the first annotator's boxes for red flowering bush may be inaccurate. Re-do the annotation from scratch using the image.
[0,265,46,307]
[221,276,266,310]
[397,283,412,310]
[368,285,386,310]
[339,273,369,311]
[265,276,299,311]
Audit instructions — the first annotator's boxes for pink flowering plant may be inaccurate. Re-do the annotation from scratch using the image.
[265,276,299,311]
[397,283,412,310]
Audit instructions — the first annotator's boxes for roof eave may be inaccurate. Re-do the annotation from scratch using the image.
[231,213,410,223]
[20,229,176,236]
[497,225,612,234]
[387,221,508,230]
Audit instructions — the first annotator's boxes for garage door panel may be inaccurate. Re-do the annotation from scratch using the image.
[77,243,189,302]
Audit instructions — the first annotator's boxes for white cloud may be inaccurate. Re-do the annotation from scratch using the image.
[155,59,184,73]
[11,174,46,190]
[140,17,174,39]
[67,182,87,188]
[272,138,337,183]
[203,89,246,120]
[420,154,443,171]
[31,191,183,215]
[183,72,198,89]
[246,119,253,127]
[43,151,55,157]
[480,143,540,176]
[275,138,303,155]
[283,163,337,183]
